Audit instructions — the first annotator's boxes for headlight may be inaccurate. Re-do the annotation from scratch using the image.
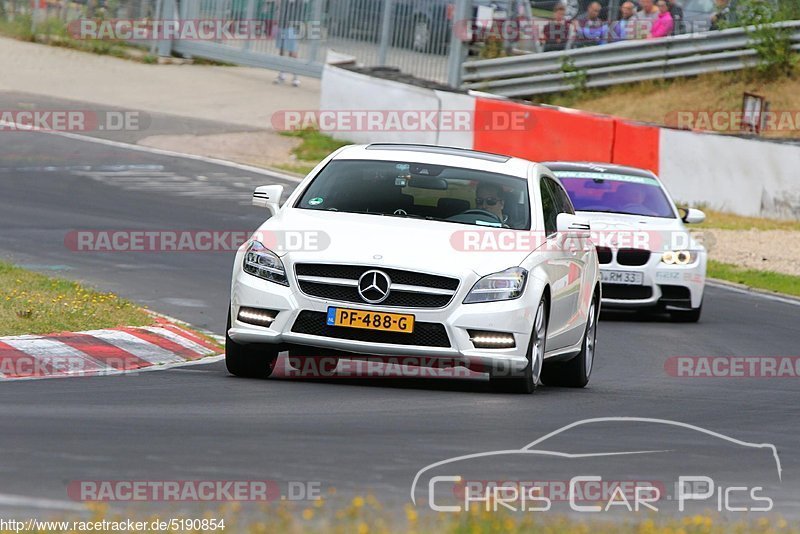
[243,241,289,286]
[464,267,528,304]
[661,250,699,265]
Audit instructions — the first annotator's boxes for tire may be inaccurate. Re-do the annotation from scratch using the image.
[490,298,547,394]
[671,301,702,323]
[225,312,279,378]
[541,295,597,388]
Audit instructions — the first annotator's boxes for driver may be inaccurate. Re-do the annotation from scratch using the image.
[616,183,647,210]
[475,183,507,223]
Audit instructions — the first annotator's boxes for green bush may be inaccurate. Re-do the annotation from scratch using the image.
[733,0,798,78]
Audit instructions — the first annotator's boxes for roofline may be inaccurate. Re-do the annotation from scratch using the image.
[364,143,514,163]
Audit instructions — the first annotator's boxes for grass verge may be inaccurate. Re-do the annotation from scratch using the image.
[0,261,151,336]
[277,129,351,176]
[697,209,800,231]
[0,14,159,63]
[708,260,800,298]
[535,67,799,139]
[17,501,800,534]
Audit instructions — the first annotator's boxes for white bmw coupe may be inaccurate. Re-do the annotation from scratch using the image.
[546,162,707,322]
[227,144,600,393]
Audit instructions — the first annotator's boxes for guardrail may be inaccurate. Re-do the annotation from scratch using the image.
[462,21,800,97]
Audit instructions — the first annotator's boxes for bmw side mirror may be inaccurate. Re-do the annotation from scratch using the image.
[556,213,591,234]
[252,185,284,217]
[680,207,706,224]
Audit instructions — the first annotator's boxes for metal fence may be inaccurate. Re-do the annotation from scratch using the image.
[167,0,474,84]
[462,21,800,97]
[4,0,478,85]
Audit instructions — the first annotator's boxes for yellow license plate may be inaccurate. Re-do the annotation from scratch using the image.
[326,307,414,333]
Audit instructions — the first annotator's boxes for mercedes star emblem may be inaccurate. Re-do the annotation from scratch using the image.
[357,270,391,304]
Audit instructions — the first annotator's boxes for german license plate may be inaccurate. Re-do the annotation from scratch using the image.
[601,270,644,285]
[326,307,414,333]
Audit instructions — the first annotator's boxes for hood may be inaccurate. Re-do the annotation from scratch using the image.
[256,208,536,277]
[576,211,704,252]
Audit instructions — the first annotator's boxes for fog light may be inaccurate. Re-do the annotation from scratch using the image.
[468,330,516,349]
[237,307,278,327]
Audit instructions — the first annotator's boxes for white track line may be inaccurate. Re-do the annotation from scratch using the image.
[0,493,86,512]
[0,120,303,183]
[707,279,800,307]
[0,355,224,382]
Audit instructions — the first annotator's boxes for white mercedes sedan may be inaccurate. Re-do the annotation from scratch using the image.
[545,162,707,322]
[227,144,600,393]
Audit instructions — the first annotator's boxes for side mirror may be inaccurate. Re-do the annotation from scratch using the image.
[680,207,706,224]
[252,185,284,217]
[556,213,591,234]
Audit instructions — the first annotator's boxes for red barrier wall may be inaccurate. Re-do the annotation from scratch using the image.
[473,98,616,163]
[611,120,660,174]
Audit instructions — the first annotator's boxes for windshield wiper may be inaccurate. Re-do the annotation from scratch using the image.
[378,212,437,221]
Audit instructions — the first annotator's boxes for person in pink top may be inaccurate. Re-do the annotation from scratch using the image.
[650,0,674,38]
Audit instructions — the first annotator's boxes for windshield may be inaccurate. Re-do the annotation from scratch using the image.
[554,171,676,219]
[296,159,531,230]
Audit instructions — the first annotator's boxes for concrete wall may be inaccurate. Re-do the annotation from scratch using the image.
[320,63,800,219]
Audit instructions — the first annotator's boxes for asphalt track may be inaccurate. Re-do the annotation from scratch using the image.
[1,123,799,521]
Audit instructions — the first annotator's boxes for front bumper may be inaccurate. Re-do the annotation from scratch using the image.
[600,253,706,310]
[229,269,540,373]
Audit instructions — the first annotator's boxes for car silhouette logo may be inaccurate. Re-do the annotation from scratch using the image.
[358,270,391,304]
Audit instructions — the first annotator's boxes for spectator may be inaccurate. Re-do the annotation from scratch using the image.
[611,1,639,41]
[710,0,731,30]
[650,0,674,38]
[573,1,608,47]
[541,3,570,52]
[274,0,305,87]
[635,0,659,38]
[668,0,685,34]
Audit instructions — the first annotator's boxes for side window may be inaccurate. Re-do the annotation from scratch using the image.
[540,177,559,236]
[547,177,576,215]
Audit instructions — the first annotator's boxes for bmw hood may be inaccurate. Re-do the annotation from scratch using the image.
[252,208,537,277]
[575,211,705,252]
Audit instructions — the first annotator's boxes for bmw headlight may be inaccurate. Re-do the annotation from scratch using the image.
[464,267,528,304]
[243,241,289,286]
[661,250,699,266]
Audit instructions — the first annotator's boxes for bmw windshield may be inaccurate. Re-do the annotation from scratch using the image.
[296,159,532,230]
[555,171,676,219]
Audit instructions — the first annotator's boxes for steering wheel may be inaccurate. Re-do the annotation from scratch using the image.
[460,209,504,224]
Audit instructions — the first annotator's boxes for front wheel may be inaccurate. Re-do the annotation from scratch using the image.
[225,312,279,378]
[490,298,547,394]
[541,296,597,388]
